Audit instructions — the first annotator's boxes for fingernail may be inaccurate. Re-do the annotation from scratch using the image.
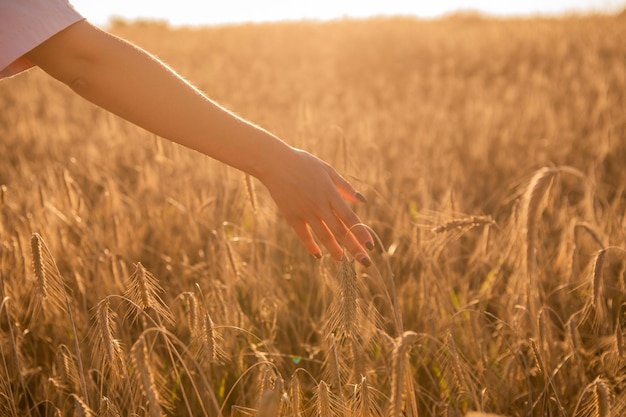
[313,253,322,260]
[355,192,368,203]
[365,241,374,251]
[360,257,372,268]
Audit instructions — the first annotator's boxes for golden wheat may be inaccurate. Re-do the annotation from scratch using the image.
[131,336,163,417]
[0,12,625,417]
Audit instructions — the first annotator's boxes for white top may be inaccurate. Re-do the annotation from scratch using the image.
[0,0,84,79]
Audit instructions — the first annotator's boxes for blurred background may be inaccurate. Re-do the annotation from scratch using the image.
[71,0,626,26]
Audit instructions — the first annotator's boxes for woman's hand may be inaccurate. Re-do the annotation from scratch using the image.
[259,147,374,266]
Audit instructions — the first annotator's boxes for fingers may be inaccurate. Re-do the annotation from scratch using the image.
[288,208,372,266]
[322,201,373,266]
[286,217,323,260]
[323,162,366,204]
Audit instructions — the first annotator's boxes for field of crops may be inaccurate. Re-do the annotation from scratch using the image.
[1,11,626,417]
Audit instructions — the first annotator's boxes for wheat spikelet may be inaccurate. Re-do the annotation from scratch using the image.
[221,230,240,279]
[594,378,612,417]
[573,377,613,417]
[316,380,332,417]
[326,255,361,340]
[202,312,216,363]
[198,312,224,366]
[354,375,382,417]
[520,167,559,323]
[289,374,303,417]
[322,333,348,397]
[590,249,608,327]
[124,262,173,325]
[180,291,200,334]
[446,331,466,387]
[337,255,358,337]
[244,174,257,212]
[89,297,125,383]
[54,344,80,393]
[431,215,495,234]
[131,336,163,417]
[529,338,547,382]
[29,232,66,318]
[389,331,418,417]
[98,397,122,417]
[314,380,344,417]
[72,394,95,417]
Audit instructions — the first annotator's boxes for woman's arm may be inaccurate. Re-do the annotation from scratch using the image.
[25,20,373,265]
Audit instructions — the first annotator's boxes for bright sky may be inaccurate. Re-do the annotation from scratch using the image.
[71,0,625,27]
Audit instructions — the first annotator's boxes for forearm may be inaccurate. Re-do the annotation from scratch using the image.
[25,21,289,179]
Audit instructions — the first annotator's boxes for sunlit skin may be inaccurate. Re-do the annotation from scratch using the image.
[24,20,374,266]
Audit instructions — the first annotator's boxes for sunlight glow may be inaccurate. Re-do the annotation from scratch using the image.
[70,0,625,26]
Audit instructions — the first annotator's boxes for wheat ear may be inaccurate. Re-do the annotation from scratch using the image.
[354,375,382,417]
[573,377,612,417]
[591,249,608,327]
[124,262,173,325]
[314,380,344,417]
[389,331,418,417]
[289,373,303,417]
[131,336,163,417]
[30,233,89,406]
[520,168,558,326]
[72,394,95,417]
[30,232,66,317]
[90,297,125,384]
[98,397,122,417]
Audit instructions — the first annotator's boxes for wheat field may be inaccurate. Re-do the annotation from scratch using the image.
[1,11,626,417]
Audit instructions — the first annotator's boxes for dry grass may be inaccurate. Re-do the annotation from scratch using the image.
[1,10,626,417]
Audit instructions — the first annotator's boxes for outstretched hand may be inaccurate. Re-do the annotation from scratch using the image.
[23,21,373,265]
[259,147,374,267]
